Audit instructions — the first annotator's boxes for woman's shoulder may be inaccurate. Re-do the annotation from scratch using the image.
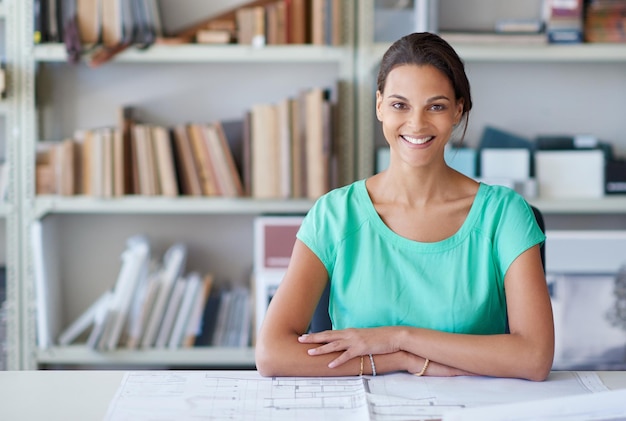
[479,183,528,207]
[312,180,366,209]
[475,183,535,225]
[304,180,369,230]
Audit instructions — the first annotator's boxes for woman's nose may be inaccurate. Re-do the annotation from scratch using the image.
[406,109,425,129]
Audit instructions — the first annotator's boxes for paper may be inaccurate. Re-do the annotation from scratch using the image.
[104,371,369,420]
[442,388,626,421]
[104,371,612,421]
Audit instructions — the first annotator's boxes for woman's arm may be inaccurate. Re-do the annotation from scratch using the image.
[299,245,555,381]
[255,240,412,377]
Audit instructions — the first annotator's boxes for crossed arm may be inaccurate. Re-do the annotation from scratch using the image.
[255,239,555,381]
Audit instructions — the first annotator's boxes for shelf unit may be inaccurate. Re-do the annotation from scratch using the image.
[4,0,625,371]
[13,0,356,370]
[37,345,256,369]
[355,0,626,220]
[2,0,23,370]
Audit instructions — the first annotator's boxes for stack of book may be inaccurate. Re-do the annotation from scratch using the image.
[34,0,342,48]
[35,82,337,201]
[585,0,626,43]
[50,236,252,350]
[546,0,584,43]
[35,118,244,199]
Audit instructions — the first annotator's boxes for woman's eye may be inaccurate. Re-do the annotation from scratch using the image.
[430,104,446,111]
[392,102,407,110]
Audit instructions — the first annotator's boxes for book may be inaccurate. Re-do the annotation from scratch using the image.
[141,243,187,348]
[250,103,280,198]
[311,0,327,45]
[34,0,47,44]
[125,267,161,349]
[31,220,62,349]
[305,87,330,199]
[291,90,307,198]
[151,125,179,197]
[167,272,202,349]
[154,275,187,348]
[194,287,222,347]
[35,141,58,195]
[137,124,160,196]
[187,123,219,196]
[213,120,245,197]
[182,273,214,347]
[196,29,232,44]
[86,289,115,349]
[112,127,125,196]
[101,128,114,198]
[211,289,233,346]
[101,0,123,48]
[58,290,113,346]
[57,138,76,196]
[288,0,308,44]
[117,106,135,195]
[172,125,203,197]
[265,1,287,45]
[76,0,101,46]
[98,235,151,350]
[203,124,244,198]
[276,97,293,198]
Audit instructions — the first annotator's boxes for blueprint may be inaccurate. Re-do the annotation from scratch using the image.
[104,370,611,421]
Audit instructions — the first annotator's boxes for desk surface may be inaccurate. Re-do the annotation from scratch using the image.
[1,370,625,421]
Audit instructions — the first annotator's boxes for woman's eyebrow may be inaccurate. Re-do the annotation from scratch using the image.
[387,94,451,102]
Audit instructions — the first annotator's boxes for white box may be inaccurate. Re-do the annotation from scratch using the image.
[253,216,304,335]
[480,148,530,180]
[535,150,605,199]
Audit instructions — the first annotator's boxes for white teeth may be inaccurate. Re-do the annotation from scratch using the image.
[403,135,433,145]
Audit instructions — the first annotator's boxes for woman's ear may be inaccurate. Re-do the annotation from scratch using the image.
[454,99,464,125]
[375,90,383,122]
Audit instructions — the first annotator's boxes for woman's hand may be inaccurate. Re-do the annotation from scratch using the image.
[298,327,402,368]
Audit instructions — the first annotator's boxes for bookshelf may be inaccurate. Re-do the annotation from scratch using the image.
[356,0,626,222]
[1,0,21,371]
[11,0,356,370]
[4,0,626,371]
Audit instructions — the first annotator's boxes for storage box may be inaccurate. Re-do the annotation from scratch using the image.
[606,160,626,194]
[480,148,530,180]
[253,216,304,335]
[535,150,605,199]
[445,146,477,177]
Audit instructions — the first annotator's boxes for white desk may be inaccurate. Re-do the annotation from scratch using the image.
[1,370,625,421]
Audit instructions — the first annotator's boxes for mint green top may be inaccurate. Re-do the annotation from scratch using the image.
[296,180,545,335]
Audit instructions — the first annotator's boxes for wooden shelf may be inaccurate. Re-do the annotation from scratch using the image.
[37,346,256,368]
[34,196,314,219]
[34,43,351,64]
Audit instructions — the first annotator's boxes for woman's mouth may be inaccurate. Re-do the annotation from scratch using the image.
[401,135,434,145]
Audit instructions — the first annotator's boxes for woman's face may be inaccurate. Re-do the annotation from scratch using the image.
[376,64,463,169]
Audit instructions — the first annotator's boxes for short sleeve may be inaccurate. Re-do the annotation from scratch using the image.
[492,190,546,277]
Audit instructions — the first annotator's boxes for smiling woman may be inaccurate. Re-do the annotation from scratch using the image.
[255,32,554,382]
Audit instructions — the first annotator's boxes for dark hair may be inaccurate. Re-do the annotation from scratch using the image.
[377,32,472,137]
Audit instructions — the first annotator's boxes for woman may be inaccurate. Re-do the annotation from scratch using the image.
[255,32,554,381]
